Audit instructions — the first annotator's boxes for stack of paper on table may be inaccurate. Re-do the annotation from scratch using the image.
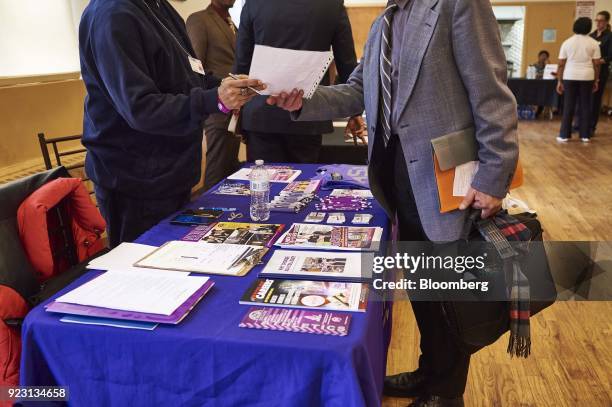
[47,269,214,324]
[87,242,158,271]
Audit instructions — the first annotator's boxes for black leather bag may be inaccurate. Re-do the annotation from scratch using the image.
[441,212,557,354]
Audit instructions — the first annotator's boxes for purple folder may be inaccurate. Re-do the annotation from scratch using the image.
[45,280,215,325]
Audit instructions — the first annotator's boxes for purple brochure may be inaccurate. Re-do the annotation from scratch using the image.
[45,280,215,324]
[239,307,351,336]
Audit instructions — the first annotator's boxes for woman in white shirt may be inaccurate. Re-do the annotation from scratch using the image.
[557,17,601,142]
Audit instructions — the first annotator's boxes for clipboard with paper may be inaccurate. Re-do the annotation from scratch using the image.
[431,128,523,213]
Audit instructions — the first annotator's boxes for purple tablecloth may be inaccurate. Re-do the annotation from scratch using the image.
[20,164,391,406]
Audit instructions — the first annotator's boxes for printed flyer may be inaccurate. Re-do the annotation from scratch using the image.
[240,279,368,312]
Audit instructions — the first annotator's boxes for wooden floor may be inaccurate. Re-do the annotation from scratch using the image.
[382,117,612,407]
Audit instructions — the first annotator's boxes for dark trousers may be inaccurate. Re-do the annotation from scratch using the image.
[95,185,190,248]
[375,134,471,398]
[591,67,609,132]
[204,116,241,190]
[246,131,322,163]
[560,80,593,139]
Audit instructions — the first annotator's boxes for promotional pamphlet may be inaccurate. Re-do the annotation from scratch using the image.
[281,180,321,195]
[329,189,374,199]
[240,279,368,312]
[260,250,373,281]
[239,306,351,336]
[214,181,250,196]
[228,166,302,183]
[275,223,383,251]
[199,222,285,247]
[134,241,267,276]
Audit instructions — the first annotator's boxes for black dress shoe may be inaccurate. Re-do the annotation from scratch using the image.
[408,395,464,407]
[383,370,428,398]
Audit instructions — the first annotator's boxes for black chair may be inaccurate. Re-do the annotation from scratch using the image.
[37,133,95,198]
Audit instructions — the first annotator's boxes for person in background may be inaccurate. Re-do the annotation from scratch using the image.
[589,11,612,135]
[233,0,363,163]
[557,17,601,143]
[531,50,550,79]
[187,0,241,190]
[269,0,518,405]
[80,0,262,247]
[532,50,550,117]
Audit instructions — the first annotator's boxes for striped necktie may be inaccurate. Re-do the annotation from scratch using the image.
[380,1,398,147]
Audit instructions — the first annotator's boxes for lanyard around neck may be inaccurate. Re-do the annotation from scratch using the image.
[141,0,193,59]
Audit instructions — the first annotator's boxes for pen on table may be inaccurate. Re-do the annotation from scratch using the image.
[228,73,264,95]
[229,247,253,269]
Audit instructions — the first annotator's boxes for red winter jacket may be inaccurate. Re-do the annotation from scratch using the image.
[0,286,28,389]
[17,178,106,282]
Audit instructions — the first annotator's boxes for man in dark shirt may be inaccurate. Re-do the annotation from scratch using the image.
[590,10,612,134]
[80,0,262,247]
[233,0,363,163]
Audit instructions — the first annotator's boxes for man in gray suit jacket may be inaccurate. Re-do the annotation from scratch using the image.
[269,0,519,405]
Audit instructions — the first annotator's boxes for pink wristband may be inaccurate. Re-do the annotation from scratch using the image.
[217,97,231,114]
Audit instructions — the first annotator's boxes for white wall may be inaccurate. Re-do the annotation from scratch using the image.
[169,0,210,20]
[0,0,80,77]
[595,0,612,14]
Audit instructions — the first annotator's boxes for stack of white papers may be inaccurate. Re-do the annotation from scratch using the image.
[88,242,158,270]
[55,269,207,316]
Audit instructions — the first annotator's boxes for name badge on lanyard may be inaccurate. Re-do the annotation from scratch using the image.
[189,55,205,75]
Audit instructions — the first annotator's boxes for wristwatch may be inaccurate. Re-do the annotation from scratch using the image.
[217,97,231,114]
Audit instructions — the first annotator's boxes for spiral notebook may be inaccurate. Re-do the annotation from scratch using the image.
[248,45,333,99]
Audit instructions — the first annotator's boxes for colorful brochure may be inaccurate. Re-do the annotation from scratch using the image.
[214,181,250,196]
[260,250,373,281]
[329,189,374,199]
[199,222,284,247]
[275,223,382,251]
[240,278,368,312]
[239,307,351,336]
[228,166,301,183]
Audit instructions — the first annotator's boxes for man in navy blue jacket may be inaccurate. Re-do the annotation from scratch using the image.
[80,0,262,247]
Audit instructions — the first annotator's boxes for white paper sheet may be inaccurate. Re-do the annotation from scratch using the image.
[87,242,158,270]
[55,269,207,316]
[248,45,333,98]
[453,161,479,197]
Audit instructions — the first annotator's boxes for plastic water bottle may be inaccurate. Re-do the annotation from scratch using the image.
[249,160,270,221]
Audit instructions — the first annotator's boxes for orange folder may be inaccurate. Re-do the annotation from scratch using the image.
[433,155,523,213]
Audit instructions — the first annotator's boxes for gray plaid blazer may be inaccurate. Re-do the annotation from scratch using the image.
[295,0,519,241]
